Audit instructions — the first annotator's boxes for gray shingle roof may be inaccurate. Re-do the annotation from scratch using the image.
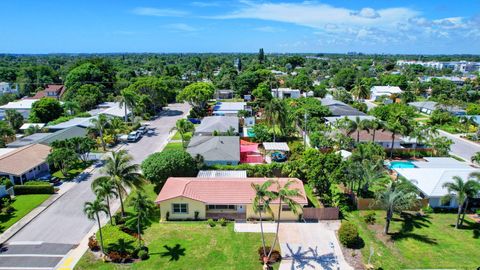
[195,116,239,134]
[187,136,240,162]
[319,98,365,116]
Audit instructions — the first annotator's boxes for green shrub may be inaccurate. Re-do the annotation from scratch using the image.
[100,224,137,254]
[422,205,434,214]
[476,209,480,215]
[0,177,13,189]
[138,250,149,260]
[207,218,216,227]
[338,221,359,248]
[219,218,227,227]
[25,181,50,186]
[13,184,54,195]
[363,212,376,225]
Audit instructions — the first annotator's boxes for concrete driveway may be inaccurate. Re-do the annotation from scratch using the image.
[0,103,190,270]
[235,221,352,270]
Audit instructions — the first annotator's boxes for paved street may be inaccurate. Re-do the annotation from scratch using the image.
[438,130,480,162]
[0,103,190,270]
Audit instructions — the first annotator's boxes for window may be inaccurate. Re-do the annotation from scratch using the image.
[207,205,236,210]
[172,203,188,214]
[281,205,291,212]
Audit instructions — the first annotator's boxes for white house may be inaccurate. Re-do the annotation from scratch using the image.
[0,82,17,95]
[271,88,301,99]
[370,86,402,101]
[0,99,39,120]
[393,157,479,208]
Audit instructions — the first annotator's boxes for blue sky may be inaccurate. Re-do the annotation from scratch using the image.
[1,0,479,54]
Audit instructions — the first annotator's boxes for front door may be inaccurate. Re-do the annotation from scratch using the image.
[237,205,246,213]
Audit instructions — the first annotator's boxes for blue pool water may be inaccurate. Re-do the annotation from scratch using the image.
[247,128,255,137]
[389,161,416,169]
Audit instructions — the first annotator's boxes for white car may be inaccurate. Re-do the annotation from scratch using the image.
[127,131,141,142]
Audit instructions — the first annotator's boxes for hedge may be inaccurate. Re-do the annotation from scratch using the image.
[13,184,54,195]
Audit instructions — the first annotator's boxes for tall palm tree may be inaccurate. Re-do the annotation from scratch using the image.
[118,88,137,122]
[103,150,144,217]
[375,179,418,234]
[267,180,301,262]
[251,180,276,264]
[92,176,118,225]
[442,176,480,229]
[84,199,109,253]
[351,82,369,100]
[367,119,384,142]
[359,160,385,195]
[409,125,427,158]
[90,114,109,151]
[347,116,369,143]
[175,119,195,148]
[264,99,287,142]
[129,192,156,247]
[385,117,407,159]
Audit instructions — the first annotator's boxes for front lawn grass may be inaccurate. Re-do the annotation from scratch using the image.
[162,142,184,151]
[52,162,92,180]
[0,194,50,233]
[347,210,480,269]
[76,222,276,270]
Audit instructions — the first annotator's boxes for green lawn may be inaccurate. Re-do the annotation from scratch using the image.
[347,210,480,269]
[0,194,50,233]
[171,131,192,141]
[52,162,92,180]
[162,142,184,151]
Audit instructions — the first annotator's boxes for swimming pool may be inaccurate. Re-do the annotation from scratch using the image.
[389,161,416,169]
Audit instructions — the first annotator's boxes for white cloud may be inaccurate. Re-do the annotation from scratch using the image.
[132,7,188,17]
[165,23,198,32]
[350,8,380,19]
[191,1,221,7]
[433,17,466,29]
[254,26,284,33]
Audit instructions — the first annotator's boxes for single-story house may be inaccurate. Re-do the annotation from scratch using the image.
[319,98,366,117]
[394,157,478,208]
[197,170,247,178]
[0,99,39,120]
[194,116,239,136]
[408,101,466,116]
[271,88,301,99]
[7,126,88,148]
[215,89,234,100]
[186,136,240,166]
[324,115,375,125]
[212,102,247,116]
[370,86,403,101]
[89,102,132,119]
[0,144,51,185]
[155,177,308,221]
[20,123,46,131]
[346,130,403,148]
[47,116,96,131]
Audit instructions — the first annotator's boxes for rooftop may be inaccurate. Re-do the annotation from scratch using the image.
[319,98,365,116]
[371,86,403,93]
[262,142,290,151]
[213,102,246,112]
[155,177,308,205]
[195,116,239,134]
[0,99,39,110]
[0,144,51,176]
[197,170,247,178]
[6,133,53,148]
[187,136,240,162]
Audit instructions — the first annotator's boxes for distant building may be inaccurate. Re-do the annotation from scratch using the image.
[215,89,234,100]
[31,85,65,100]
[0,99,39,120]
[212,102,247,116]
[271,88,301,99]
[370,86,403,101]
[319,98,366,117]
[408,101,466,116]
[0,82,17,95]
[419,76,465,86]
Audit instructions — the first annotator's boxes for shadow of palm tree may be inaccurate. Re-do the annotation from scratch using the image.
[390,212,437,245]
[107,239,135,254]
[283,243,337,270]
[157,244,186,261]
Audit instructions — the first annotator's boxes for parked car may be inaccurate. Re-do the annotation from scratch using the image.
[147,128,155,136]
[137,126,148,134]
[127,131,141,142]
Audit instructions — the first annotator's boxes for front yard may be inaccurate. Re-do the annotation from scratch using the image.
[347,211,480,269]
[76,222,276,270]
[0,194,50,233]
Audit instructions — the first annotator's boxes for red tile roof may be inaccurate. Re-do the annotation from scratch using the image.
[347,130,401,142]
[31,85,65,99]
[155,177,308,205]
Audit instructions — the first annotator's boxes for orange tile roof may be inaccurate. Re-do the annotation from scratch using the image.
[155,177,308,205]
[0,144,51,176]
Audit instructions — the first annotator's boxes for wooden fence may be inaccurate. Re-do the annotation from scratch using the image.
[303,207,339,220]
[356,198,429,211]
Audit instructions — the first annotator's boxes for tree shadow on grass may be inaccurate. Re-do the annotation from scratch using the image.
[449,218,480,239]
[107,239,136,254]
[390,212,437,245]
[153,244,186,261]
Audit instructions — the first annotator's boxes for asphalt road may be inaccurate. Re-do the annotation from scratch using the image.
[0,103,190,269]
[438,130,480,162]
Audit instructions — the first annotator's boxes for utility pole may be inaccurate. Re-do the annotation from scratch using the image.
[303,111,308,147]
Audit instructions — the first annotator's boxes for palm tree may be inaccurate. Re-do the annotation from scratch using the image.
[359,160,385,195]
[351,82,369,100]
[251,180,276,264]
[385,117,407,159]
[367,119,384,142]
[118,88,137,122]
[92,176,118,225]
[84,199,109,253]
[347,116,369,143]
[63,101,80,116]
[267,180,301,263]
[90,114,109,151]
[108,117,127,143]
[410,125,427,158]
[442,176,480,229]
[264,99,287,142]
[129,192,156,247]
[375,179,418,234]
[471,152,480,165]
[175,119,195,148]
[103,150,144,217]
